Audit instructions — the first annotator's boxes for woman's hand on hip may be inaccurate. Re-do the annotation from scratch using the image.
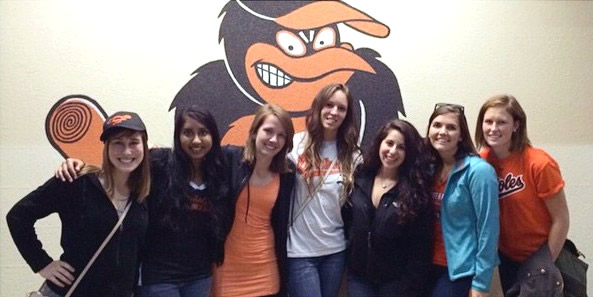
[39,260,75,287]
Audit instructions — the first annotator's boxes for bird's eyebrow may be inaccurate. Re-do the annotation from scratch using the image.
[298,31,309,43]
[297,30,316,44]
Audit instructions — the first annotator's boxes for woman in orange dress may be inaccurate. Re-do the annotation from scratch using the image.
[212,104,295,297]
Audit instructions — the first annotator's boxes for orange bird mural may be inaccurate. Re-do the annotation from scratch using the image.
[46,0,404,165]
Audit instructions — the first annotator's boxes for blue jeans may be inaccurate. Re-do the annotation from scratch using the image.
[347,273,403,297]
[135,276,212,297]
[429,265,472,297]
[287,251,346,297]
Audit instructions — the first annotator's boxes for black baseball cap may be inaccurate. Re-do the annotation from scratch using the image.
[100,111,147,142]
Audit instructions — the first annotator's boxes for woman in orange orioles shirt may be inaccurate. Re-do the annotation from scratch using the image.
[475,95,569,296]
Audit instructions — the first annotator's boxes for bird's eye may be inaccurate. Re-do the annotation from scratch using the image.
[276,30,306,57]
[313,27,336,51]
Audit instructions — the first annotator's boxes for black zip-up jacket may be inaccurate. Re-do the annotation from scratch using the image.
[6,174,148,297]
[343,172,432,296]
[224,145,295,297]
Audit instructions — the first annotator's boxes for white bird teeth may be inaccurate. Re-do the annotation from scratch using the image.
[256,63,293,87]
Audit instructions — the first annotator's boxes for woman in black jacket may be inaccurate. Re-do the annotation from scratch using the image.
[54,107,229,297]
[7,111,151,297]
[343,119,432,297]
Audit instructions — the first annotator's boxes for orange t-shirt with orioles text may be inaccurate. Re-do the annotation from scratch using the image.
[481,147,564,262]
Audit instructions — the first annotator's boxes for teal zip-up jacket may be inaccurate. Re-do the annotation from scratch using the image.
[440,155,499,292]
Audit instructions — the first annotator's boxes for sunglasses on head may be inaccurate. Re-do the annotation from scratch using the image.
[434,102,465,113]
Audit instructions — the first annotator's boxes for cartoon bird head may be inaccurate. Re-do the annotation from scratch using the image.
[219,0,390,112]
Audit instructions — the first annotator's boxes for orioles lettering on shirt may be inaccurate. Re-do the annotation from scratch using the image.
[498,172,526,199]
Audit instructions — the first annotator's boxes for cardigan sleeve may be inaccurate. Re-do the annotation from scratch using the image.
[6,177,68,272]
[468,160,500,292]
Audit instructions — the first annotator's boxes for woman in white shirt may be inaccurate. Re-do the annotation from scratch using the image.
[287,83,360,297]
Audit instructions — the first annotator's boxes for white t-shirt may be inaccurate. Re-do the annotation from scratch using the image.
[287,132,347,257]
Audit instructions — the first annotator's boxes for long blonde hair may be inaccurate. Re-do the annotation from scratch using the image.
[80,129,151,202]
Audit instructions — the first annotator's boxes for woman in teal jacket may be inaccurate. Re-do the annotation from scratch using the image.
[426,103,499,297]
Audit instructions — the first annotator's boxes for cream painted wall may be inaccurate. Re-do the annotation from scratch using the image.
[1,1,591,296]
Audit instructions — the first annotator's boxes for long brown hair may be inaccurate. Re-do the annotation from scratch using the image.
[242,104,295,173]
[80,129,151,202]
[302,83,360,196]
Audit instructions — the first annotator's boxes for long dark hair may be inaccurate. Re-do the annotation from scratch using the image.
[361,119,431,224]
[160,106,228,241]
[425,104,477,181]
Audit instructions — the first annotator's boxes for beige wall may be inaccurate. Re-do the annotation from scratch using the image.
[1,1,591,296]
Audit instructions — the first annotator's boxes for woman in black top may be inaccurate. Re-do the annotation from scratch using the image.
[135,107,229,297]
[7,111,151,297]
[343,119,432,297]
[56,106,229,297]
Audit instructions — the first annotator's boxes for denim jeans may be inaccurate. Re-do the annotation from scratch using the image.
[429,265,473,297]
[135,276,212,297]
[498,252,522,296]
[287,251,346,297]
[36,282,63,297]
[347,272,403,297]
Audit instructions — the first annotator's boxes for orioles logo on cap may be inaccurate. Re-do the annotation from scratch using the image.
[108,114,132,126]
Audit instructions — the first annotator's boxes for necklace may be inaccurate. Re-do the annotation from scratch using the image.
[378,175,397,190]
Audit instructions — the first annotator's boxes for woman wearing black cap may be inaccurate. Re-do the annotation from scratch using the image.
[7,111,151,297]
[54,107,229,297]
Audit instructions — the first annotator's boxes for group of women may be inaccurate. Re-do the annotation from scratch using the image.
[7,84,569,297]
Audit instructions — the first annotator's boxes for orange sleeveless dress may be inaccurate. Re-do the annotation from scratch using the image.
[212,175,280,297]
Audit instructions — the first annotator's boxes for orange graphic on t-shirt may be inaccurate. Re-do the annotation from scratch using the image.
[296,156,340,178]
[189,196,211,212]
